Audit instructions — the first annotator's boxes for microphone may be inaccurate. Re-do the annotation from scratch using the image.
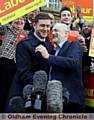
[9,96,26,113]
[63,87,70,105]
[46,80,63,113]
[33,70,48,112]
[23,84,34,112]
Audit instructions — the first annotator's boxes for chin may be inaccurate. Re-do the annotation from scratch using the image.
[41,34,47,38]
[65,22,70,25]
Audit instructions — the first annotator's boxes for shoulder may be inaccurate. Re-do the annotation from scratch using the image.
[69,41,81,47]
[16,32,34,46]
[17,38,31,46]
[64,41,82,53]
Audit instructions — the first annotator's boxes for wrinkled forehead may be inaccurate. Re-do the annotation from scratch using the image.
[61,10,72,16]
[83,22,92,28]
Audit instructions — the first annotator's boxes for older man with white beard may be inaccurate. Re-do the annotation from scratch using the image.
[36,23,85,113]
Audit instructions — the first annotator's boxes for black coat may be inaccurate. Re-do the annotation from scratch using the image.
[6,33,54,104]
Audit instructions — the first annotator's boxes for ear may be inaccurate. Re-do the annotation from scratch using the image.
[33,22,36,29]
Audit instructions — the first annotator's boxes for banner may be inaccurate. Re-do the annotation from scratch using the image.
[84,74,94,107]
[0,0,46,25]
[62,0,93,21]
[0,113,94,120]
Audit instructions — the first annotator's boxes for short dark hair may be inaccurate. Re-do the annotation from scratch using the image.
[60,7,72,17]
[35,12,51,23]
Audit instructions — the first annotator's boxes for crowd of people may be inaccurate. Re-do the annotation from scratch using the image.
[0,6,94,113]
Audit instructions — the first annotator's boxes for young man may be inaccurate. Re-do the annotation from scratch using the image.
[6,13,54,112]
[60,6,84,31]
[60,6,87,53]
[36,23,85,113]
[60,7,72,27]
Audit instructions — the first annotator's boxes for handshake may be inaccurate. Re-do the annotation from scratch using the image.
[9,70,69,113]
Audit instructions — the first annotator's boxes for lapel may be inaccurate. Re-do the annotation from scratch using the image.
[58,41,72,56]
[28,32,41,47]
[28,33,54,53]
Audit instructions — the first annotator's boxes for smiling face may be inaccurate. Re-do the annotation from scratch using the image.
[34,19,51,39]
[12,17,25,31]
[82,22,92,36]
[61,10,72,25]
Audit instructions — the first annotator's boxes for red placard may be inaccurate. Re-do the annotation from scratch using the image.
[68,31,79,42]
[62,0,93,17]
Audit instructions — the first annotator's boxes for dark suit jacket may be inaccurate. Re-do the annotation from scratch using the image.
[48,41,84,106]
[7,32,54,100]
[24,19,34,32]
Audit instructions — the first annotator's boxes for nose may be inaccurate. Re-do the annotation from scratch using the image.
[65,15,69,18]
[43,25,48,30]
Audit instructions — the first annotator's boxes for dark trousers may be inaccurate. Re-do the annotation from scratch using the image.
[0,58,16,113]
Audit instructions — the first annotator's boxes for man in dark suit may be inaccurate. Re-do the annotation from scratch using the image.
[6,13,54,112]
[36,23,85,113]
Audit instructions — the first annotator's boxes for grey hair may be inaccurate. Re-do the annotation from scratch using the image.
[52,23,70,32]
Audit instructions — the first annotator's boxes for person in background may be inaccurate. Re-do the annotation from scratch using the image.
[60,6,84,31]
[48,13,55,30]
[81,21,94,112]
[35,23,85,113]
[24,9,40,32]
[60,6,87,53]
[72,5,85,31]
[82,21,93,69]
[0,17,27,112]
[0,24,6,46]
[60,7,72,28]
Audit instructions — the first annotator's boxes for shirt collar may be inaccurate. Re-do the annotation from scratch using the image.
[58,40,66,48]
[34,32,46,42]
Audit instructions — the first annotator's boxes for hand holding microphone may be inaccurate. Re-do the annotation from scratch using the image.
[23,84,34,112]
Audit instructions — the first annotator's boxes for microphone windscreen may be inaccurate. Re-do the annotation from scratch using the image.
[23,84,33,99]
[33,70,48,94]
[9,96,26,113]
[46,80,63,113]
